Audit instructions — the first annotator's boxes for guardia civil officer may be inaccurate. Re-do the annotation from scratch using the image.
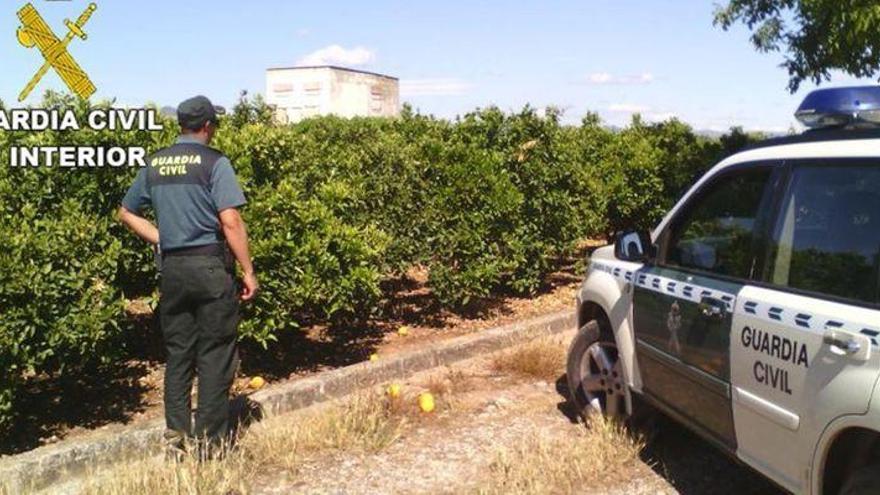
[118,96,258,457]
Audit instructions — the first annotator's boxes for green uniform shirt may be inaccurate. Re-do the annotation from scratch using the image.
[122,136,246,250]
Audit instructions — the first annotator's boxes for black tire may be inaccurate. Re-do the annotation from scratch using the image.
[566,320,626,419]
[841,464,880,495]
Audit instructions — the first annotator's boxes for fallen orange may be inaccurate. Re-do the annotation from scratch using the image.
[387,383,401,398]
[418,392,435,413]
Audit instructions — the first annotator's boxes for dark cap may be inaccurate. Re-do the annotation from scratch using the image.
[177,95,225,130]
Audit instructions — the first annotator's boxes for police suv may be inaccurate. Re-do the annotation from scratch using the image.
[567,86,880,495]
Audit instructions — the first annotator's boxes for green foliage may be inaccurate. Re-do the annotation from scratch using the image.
[240,179,391,344]
[595,122,667,236]
[229,91,276,128]
[715,0,880,92]
[0,92,178,432]
[0,201,127,431]
[424,106,605,304]
[0,93,757,431]
[638,119,717,203]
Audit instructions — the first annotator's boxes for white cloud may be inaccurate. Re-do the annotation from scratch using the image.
[604,103,682,125]
[608,103,650,113]
[635,73,655,84]
[400,79,471,96]
[297,45,375,66]
[587,72,614,84]
[585,72,655,85]
[607,104,677,122]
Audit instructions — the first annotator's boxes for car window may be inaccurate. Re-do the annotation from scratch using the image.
[665,169,772,278]
[765,164,880,304]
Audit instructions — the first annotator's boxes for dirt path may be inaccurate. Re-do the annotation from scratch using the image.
[64,336,783,495]
[256,381,593,494]
[249,340,782,495]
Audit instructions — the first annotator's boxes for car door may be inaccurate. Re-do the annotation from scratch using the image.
[730,160,880,494]
[633,164,779,451]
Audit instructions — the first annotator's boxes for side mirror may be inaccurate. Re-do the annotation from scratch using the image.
[614,229,654,263]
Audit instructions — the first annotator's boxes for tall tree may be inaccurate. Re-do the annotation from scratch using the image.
[715,1,880,92]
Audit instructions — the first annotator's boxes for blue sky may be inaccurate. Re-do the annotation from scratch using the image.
[0,0,874,131]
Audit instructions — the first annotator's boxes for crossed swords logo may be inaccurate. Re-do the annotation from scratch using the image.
[16,2,98,102]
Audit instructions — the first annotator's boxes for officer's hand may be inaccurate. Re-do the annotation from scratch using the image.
[240,272,259,301]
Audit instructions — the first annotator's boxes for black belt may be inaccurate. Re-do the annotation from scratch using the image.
[163,243,225,258]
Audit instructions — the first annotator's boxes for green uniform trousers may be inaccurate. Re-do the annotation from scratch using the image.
[159,254,239,446]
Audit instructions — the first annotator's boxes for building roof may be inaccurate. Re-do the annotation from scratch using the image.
[265,65,398,81]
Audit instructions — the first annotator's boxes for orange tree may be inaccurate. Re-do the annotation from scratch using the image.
[0,93,757,432]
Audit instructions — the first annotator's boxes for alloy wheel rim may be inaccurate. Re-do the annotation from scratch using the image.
[577,342,624,417]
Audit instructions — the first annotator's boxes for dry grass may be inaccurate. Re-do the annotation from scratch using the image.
[78,392,406,495]
[2,476,40,495]
[243,391,407,475]
[81,454,250,495]
[424,373,453,396]
[423,367,475,397]
[387,380,456,419]
[491,339,566,381]
[475,415,645,495]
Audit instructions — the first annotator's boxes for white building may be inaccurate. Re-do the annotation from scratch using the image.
[265,66,400,123]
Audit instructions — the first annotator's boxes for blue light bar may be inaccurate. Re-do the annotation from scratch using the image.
[796,86,880,129]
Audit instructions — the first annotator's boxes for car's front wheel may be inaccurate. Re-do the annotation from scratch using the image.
[566,320,626,419]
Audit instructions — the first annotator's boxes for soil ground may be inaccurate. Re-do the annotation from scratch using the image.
[62,337,785,495]
[248,339,783,495]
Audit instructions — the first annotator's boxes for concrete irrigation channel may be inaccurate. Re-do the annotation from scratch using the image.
[0,310,576,494]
